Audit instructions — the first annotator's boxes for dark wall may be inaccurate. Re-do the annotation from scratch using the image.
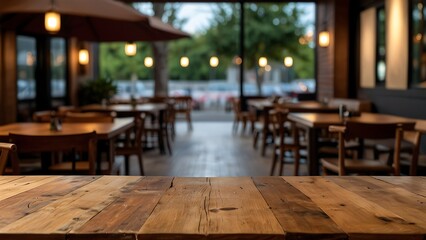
[359,88,426,119]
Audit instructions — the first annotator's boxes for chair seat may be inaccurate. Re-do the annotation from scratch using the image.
[321,158,393,174]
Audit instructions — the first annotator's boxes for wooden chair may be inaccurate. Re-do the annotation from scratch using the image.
[57,105,79,118]
[320,121,415,176]
[9,132,99,175]
[32,110,53,122]
[269,109,305,176]
[115,114,145,175]
[62,112,115,123]
[172,96,193,131]
[144,108,173,155]
[368,130,422,176]
[0,143,17,175]
[231,97,254,134]
[252,105,274,156]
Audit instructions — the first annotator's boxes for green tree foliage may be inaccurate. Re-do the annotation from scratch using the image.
[99,42,153,80]
[99,3,314,82]
[205,3,314,79]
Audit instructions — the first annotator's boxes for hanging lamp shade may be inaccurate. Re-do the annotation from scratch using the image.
[44,10,61,33]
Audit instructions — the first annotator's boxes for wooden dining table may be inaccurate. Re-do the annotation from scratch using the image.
[247,99,338,156]
[288,112,418,175]
[80,103,167,117]
[0,176,424,240]
[0,118,134,174]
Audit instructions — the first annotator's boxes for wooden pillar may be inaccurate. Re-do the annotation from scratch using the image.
[69,39,97,106]
[0,31,17,124]
[316,0,350,100]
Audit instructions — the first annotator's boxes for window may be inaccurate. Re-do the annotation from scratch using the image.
[376,7,386,83]
[16,36,36,100]
[412,0,426,87]
[50,38,67,98]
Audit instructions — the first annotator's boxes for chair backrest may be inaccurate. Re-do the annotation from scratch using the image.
[231,97,241,114]
[171,96,192,113]
[270,109,297,145]
[331,121,415,175]
[343,121,415,140]
[32,111,53,122]
[57,105,79,118]
[0,143,17,175]
[63,112,115,123]
[328,98,372,112]
[9,132,97,174]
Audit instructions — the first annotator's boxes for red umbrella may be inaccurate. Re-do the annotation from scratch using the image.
[0,0,189,41]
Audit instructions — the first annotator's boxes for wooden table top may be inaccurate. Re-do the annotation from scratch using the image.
[81,103,167,114]
[248,99,338,113]
[0,118,134,140]
[0,176,424,240]
[288,112,417,128]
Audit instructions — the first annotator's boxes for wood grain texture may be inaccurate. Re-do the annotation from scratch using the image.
[138,177,211,239]
[70,176,173,240]
[373,176,426,197]
[0,176,424,240]
[0,118,133,140]
[0,176,60,202]
[0,176,139,236]
[284,177,425,240]
[253,176,346,240]
[208,177,284,239]
[0,176,99,229]
[327,177,426,229]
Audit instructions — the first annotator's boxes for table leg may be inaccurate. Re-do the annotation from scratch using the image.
[307,128,320,176]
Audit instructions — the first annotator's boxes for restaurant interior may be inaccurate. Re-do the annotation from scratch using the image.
[0,0,425,239]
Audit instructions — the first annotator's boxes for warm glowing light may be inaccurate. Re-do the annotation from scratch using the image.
[125,42,137,56]
[258,57,268,67]
[144,57,154,68]
[319,31,330,47]
[210,56,219,68]
[180,56,189,67]
[233,56,242,65]
[26,52,35,66]
[264,65,271,72]
[284,56,293,67]
[79,49,89,65]
[45,11,61,33]
[415,33,422,43]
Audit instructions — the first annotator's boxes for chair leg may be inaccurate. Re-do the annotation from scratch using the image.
[253,130,259,149]
[137,152,144,176]
[124,155,130,175]
[186,112,193,131]
[278,148,285,175]
[293,149,300,176]
[164,128,172,155]
[242,120,247,134]
[232,119,239,133]
[270,148,278,176]
[261,133,268,156]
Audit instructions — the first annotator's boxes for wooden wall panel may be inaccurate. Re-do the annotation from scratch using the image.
[385,0,408,90]
[360,7,376,88]
[316,0,350,100]
[0,31,17,124]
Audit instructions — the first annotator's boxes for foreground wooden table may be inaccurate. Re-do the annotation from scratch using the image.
[0,176,424,240]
